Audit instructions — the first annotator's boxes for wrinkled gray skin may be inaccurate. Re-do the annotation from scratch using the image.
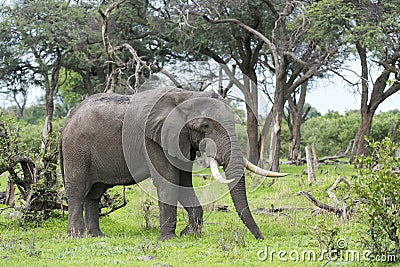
[60,87,264,240]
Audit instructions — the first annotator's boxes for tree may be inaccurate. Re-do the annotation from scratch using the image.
[132,0,338,170]
[0,0,93,139]
[62,2,106,96]
[137,0,270,164]
[307,0,400,160]
[285,81,309,161]
[195,1,337,170]
[350,0,400,160]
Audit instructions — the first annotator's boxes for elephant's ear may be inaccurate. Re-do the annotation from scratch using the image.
[144,88,194,161]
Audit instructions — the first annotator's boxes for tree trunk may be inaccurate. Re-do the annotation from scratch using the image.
[351,110,374,160]
[77,69,95,95]
[242,70,259,165]
[42,51,62,146]
[288,125,301,161]
[268,73,286,172]
[268,95,284,171]
[287,82,308,161]
[42,84,55,139]
[246,105,259,164]
[305,146,316,184]
[258,111,273,167]
[5,181,15,206]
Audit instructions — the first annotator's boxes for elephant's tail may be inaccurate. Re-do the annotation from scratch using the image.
[59,135,65,184]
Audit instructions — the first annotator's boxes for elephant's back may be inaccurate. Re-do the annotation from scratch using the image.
[61,93,134,181]
[66,93,131,118]
[61,94,134,151]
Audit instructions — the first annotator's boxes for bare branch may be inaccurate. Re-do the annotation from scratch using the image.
[297,176,352,220]
[296,191,338,213]
[99,0,127,92]
[192,12,280,68]
[99,0,152,93]
[329,68,360,86]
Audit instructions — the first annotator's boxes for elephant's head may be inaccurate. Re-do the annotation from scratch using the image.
[142,87,286,240]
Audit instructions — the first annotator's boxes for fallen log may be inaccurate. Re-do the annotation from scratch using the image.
[296,176,352,220]
[282,139,354,165]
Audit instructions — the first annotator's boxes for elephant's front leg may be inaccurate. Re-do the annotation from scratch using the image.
[146,139,180,241]
[157,199,178,241]
[154,178,179,240]
[179,170,203,236]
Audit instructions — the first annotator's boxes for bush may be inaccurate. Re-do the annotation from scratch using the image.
[301,110,359,157]
[0,113,62,223]
[301,110,400,157]
[352,137,400,261]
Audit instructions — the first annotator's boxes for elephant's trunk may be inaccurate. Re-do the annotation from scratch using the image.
[221,136,264,240]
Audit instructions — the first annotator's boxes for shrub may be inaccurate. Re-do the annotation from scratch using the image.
[0,113,61,222]
[352,137,400,261]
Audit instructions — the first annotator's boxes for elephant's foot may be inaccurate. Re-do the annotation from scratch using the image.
[180,225,202,237]
[160,233,178,241]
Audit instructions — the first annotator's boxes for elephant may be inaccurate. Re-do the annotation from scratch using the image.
[60,87,287,240]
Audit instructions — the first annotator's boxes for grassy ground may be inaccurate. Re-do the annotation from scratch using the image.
[0,164,394,266]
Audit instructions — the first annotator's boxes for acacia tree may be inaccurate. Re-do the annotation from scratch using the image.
[0,0,94,138]
[195,1,338,170]
[133,0,271,164]
[285,81,310,161]
[62,3,106,96]
[308,0,400,160]
[350,1,400,159]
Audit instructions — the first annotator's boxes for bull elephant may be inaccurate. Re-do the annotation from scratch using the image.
[60,87,287,240]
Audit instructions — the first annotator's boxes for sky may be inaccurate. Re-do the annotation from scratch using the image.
[308,82,400,115]
[307,62,400,115]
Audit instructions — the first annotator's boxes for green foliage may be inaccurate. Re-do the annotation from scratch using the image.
[306,0,357,46]
[304,103,322,120]
[0,113,63,223]
[20,105,46,125]
[301,110,359,157]
[311,219,342,259]
[307,0,400,59]
[352,137,400,260]
[22,130,62,223]
[300,110,400,157]
[57,68,87,111]
[0,115,24,170]
[0,0,104,114]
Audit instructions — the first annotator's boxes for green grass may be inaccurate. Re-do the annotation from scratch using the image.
[0,165,394,266]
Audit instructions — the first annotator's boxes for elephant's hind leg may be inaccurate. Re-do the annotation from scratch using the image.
[84,183,107,237]
[64,161,88,237]
[67,197,85,237]
[179,170,203,236]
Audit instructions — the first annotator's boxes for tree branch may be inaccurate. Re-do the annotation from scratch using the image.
[98,0,128,93]
[194,13,280,68]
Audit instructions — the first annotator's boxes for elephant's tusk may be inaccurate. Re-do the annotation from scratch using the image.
[244,159,289,177]
[208,158,235,184]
